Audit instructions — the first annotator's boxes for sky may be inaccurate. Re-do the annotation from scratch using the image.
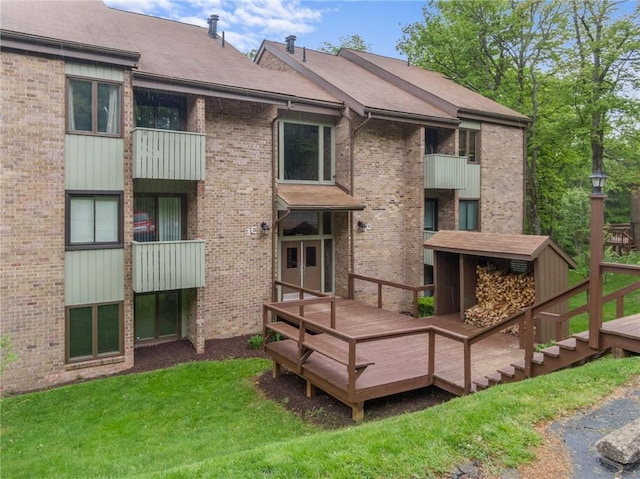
[102,0,427,58]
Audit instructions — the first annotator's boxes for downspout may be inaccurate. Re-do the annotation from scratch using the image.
[271,115,279,301]
[349,111,372,276]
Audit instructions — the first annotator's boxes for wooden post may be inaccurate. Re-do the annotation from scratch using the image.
[428,330,435,380]
[524,309,533,378]
[330,297,336,329]
[589,193,605,349]
[377,283,382,309]
[463,339,471,394]
[348,274,354,299]
[306,380,316,397]
[413,289,419,318]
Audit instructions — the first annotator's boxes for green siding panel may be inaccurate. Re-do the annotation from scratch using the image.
[65,135,124,190]
[424,154,479,197]
[65,249,124,305]
[64,63,124,82]
[132,240,205,293]
[132,128,205,181]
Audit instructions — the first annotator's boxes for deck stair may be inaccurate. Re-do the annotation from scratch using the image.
[474,332,604,392]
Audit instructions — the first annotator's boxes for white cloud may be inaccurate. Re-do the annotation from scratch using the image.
[104,0,325,52]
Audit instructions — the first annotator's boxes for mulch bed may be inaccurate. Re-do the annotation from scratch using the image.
[127,335,455,428]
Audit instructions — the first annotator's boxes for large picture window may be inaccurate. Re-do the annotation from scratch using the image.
[458,129,479,163]
[459,200,479,231]
[67,302,122,362]
[67,78,122,136]
[280,121,333,182]
[66,192,123,249]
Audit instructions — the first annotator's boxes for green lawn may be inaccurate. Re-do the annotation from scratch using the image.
[568,252,640,334]
[1,359,315,478]
[2,356,638,479]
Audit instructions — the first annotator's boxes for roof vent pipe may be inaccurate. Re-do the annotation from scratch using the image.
[208,14,219,39]
[303,46,306,62]
[285,35,296,54]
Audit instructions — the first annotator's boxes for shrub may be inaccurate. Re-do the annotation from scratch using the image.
[418,296,435,317]
[247,334,264,350]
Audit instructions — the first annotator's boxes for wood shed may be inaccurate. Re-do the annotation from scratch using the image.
[424,231,576,342]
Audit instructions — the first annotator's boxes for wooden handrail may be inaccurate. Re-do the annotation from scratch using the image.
[348,272,435,318]
[267,263,638,396]
[274,280,331,300]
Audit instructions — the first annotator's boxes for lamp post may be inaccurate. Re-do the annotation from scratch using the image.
[588,170,607,349]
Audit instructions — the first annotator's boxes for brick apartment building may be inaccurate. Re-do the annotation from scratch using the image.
[0,1,528,393]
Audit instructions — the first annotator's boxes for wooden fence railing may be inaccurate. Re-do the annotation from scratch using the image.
[266,265,639,396]
[347,273,435,318]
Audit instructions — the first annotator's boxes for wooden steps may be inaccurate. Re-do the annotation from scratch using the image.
[473,331,608,393]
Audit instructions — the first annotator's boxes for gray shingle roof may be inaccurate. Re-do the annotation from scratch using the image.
[259,41,458,124]
[344,49,529,123]
[1,1,340,106]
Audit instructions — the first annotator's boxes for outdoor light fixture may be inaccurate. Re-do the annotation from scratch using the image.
[590,170,608,195]
[261,222,270,235]
[357,221,368,233]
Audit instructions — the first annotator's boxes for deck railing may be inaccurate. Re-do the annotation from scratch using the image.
[423,154,481,197]
[605,224,634,253]
[267,265,639,397]
[132,128,205,181]
[347,273,435,318]
[456,262,640,392]
[423,231,436,265]
[132,239,205,293]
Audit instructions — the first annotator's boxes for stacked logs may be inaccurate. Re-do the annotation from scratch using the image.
[464,264,535,334]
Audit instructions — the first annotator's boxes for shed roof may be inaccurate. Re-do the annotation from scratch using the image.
[425,231,576,267]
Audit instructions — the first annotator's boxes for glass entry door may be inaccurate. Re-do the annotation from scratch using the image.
[280,240,322,296]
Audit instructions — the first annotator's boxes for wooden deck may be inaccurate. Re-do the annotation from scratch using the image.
[264,293,640,421]
[263,297,525,420]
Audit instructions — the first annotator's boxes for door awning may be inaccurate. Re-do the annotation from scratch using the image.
[277,184,365,211]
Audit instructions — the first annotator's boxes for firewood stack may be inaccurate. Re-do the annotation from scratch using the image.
[464,264,535,334]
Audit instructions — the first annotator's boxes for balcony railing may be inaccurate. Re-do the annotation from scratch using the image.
[424,154,479,195]
[132,240,205,293]
[423,230,437,265]
[132,128,205,181]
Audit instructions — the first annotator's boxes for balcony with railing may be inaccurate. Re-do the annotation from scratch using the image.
[132,128,205,181]
[424,154,479,196]
[423,230,437,265]
[132,240,205,293]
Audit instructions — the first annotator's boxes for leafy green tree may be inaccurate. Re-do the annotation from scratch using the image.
[568,0,640,175]
[553,187,591,256]
[318,34,371,54]
[398,0,640,236]
[399,0,569,234]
